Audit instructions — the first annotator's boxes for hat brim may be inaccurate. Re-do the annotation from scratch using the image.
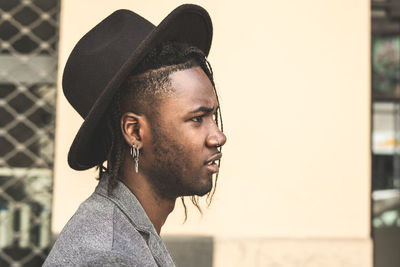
[67,4,213,170]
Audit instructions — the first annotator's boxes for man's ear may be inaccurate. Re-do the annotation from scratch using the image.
[121,112,146,149]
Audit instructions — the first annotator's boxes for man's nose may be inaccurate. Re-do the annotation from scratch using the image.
[207,130,227,147]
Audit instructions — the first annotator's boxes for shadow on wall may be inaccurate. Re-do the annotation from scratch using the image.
[163,235,213,267]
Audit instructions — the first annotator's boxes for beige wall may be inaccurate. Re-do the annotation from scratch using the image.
[53,0,372,265]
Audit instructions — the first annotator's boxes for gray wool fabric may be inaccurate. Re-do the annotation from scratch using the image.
[43,174,176,267]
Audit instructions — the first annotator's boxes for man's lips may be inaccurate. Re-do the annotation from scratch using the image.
[205,152,222,165]
[204,152,222,173]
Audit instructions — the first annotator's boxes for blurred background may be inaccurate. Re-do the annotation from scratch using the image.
[0,0,399,266]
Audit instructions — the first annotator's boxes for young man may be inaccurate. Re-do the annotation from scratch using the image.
[44,4,226,266]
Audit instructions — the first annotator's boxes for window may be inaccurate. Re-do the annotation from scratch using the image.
[0,0,60,265]
[371,1,400,266]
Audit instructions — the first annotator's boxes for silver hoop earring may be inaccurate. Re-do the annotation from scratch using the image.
[129,144,140,173]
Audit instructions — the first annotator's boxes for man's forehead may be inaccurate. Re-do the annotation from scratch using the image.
[168,66,217,108]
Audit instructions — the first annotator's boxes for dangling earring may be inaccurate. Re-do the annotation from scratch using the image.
[129,144,139,173]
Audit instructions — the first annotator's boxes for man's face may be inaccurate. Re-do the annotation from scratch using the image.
[142,66,226,200]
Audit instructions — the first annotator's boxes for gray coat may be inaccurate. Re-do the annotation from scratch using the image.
[43,175,176,266]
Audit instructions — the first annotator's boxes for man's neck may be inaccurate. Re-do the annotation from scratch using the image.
[129,178,176,235]
[121,158,175,235]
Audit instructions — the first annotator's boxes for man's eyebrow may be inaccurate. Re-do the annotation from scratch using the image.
[190,106,218,114]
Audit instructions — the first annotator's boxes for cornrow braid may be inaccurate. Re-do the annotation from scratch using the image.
[110,91,125,195]
[99,90,125,196]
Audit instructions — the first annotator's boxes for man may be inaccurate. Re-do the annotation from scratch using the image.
[44,4,226,266]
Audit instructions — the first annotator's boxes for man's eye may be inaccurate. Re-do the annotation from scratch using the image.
[213,112,218,122]
[191,116,203,123]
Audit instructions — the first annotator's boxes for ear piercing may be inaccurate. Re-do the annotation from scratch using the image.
[130,144,139,173]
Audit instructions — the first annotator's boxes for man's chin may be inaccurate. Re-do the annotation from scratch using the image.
[192,180,213,197]
[178,181,213,197]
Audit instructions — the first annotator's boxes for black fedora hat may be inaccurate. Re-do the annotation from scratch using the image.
[63,4,213,170]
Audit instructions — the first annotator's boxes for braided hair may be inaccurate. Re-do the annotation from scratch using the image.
[98,42,223,219]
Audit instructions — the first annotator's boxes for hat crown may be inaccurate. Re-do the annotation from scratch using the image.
[62,9,155,119]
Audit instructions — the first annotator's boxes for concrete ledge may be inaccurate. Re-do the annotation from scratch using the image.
[214,237,372,267]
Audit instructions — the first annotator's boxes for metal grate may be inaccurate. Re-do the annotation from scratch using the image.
[0,0,60,266]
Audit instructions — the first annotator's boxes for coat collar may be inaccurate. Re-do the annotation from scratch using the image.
[95,174,175,266]
[95,174,155,233]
